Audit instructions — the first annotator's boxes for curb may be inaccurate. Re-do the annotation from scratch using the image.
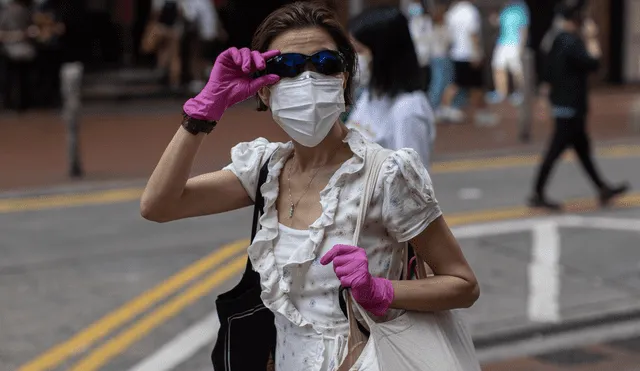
[473,306,640,349]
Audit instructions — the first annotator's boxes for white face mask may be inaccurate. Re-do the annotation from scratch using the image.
[269,71,346,147]
[356,53,371,87]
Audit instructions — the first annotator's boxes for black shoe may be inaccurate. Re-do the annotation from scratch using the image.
[599,183,630,207]
[528,194,563,211]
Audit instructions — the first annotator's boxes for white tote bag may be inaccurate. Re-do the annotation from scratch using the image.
[339,147,481,371]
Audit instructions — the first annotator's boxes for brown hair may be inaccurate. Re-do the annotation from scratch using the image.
[251,1,357,111]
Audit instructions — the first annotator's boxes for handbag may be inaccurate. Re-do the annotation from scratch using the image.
[338,148,481,371]
[211,159,277,371]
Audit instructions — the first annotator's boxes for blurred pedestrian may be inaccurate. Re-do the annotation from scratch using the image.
[407,0,432,90]
[0,0,36,111]
[32,0,65,107]
[427,0,452,110]
[348,6,436,168]
[487,0,529,106]
[181,0,226,93]
[438,0,495,126]
[529,3,629,210]
[150,0,184,89]
[340,34,370,122]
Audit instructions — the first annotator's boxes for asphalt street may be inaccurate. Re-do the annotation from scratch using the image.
[2,149,640,371]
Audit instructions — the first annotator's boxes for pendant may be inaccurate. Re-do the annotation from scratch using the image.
[289,204,295,219]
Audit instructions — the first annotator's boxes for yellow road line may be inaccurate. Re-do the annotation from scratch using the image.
[0,188,142,213]
[57,193,640,369]
[446,193,640,226]
[68,255,247,371]
[16,240,248,371]
[15,192,640,370]
[431,143,640,174]
[1,144,639,213]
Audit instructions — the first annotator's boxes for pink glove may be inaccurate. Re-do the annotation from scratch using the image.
[321,244,395,317]
[183,47,281,121]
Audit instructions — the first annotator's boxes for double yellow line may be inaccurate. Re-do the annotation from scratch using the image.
[17,193,640,371]
[17,239,249,371]
[3,143,640,215]
[10,143,640,370]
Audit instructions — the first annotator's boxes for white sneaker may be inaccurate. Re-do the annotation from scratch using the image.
[474,110,499,127]
[447,107,465,123]
[509,92,524,106]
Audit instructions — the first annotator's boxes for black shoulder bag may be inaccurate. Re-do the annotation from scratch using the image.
[211,159,276,371]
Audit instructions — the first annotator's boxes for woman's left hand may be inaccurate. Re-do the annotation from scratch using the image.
[321,244,394,316]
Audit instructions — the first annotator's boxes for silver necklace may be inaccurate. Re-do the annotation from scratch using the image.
[286,143,344,219]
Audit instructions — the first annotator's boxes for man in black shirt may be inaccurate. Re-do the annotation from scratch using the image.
[529,2,629,210]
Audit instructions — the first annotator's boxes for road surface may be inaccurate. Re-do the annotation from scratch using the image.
[2,144,640,371]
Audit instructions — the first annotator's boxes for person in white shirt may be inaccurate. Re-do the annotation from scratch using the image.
[439,0,495,125]
[407,0,432,90]
[142,3,479,370]
[347,6,436,168]
[181,0,226,92]
[149,0,183,89]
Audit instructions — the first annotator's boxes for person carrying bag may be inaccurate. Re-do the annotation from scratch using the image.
[141,3,481,370]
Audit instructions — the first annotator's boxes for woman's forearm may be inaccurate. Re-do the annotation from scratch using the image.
[140,126,206,219]
[389,275,480,312]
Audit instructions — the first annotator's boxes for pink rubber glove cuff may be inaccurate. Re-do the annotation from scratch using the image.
[362,277,395,317]
[321,244,395,317]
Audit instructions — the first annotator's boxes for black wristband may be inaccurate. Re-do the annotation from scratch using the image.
[181,111,217,135]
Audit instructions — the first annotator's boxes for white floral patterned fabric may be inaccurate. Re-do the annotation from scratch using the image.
[223,130,442,371]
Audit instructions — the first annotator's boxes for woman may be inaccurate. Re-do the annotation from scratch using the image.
[347,6,436,168]
[141,2,479,370]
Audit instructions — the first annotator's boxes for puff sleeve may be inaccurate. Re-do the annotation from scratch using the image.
[380,148,442,242]
[222,138,279,202]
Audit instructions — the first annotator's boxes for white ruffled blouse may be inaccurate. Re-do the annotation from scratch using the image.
[223,130,442,371]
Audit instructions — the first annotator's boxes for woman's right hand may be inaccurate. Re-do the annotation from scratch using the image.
[183,47,281,122]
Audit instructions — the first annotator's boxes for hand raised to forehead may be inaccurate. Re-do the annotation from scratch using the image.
[183,47,281,122]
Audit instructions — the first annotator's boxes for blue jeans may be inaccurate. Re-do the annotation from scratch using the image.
[428,57,452,109]
[429,57,467,109]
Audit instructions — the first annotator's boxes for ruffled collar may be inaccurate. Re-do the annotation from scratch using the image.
[246,129,368,331]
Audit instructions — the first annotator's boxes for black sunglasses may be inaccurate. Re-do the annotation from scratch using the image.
[261,50,347,78]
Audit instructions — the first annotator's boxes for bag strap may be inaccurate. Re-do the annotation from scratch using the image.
[241,158,271,283]
[251,159,271,243]
[352,148,391,246]
[338,148,392,334]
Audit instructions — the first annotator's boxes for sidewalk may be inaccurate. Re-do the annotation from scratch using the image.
[1,88,639,192]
